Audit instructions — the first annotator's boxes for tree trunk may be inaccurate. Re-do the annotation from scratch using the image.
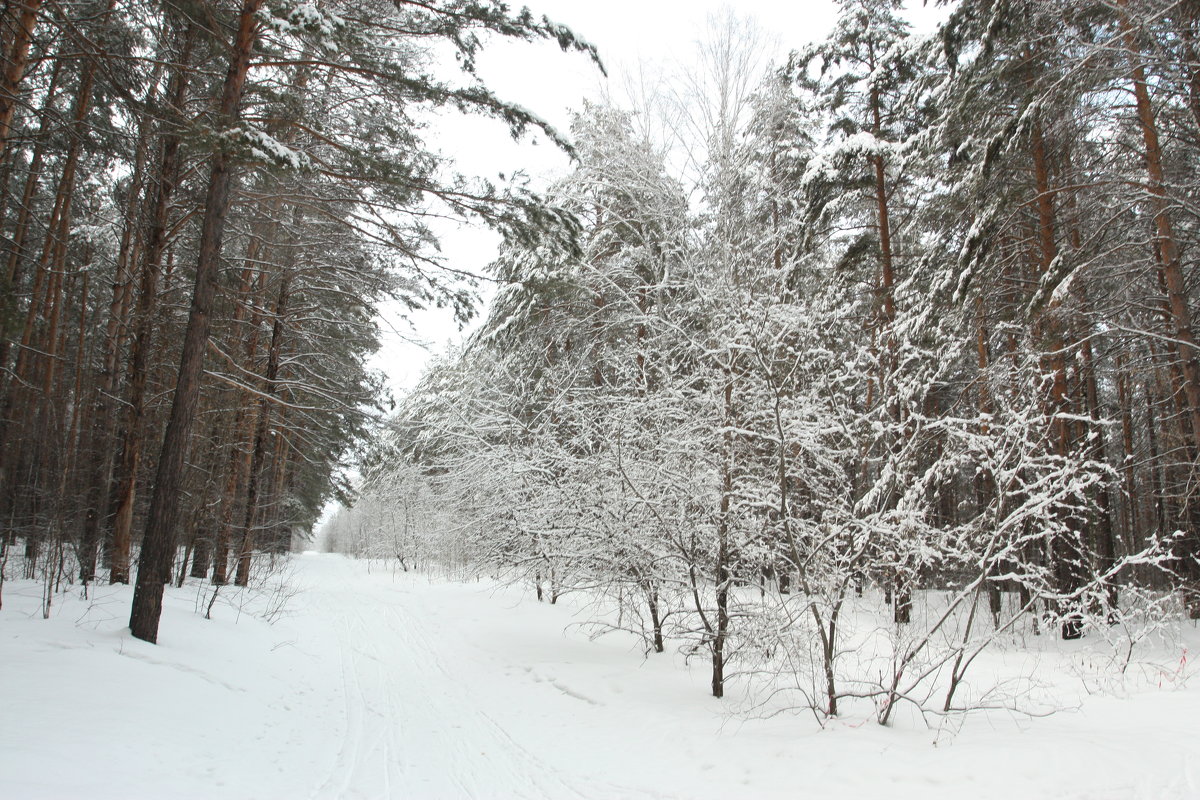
[210,250,270,585]
[1119,1,1200,611]
[129,0,262,643]
[0,0,45,147]
[79,58,165,583]
[1029,115,1087,639]
[234,268,291,587]
[0,54,60,526]
[645,582,664,653]
[108,24,197,584]
[711,378,734,699]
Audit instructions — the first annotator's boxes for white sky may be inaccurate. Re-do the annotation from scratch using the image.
[370,1,946,397]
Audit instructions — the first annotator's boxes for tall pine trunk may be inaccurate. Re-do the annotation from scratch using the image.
[1119,1,1200,612]
[129,0,263,643]
[108,24,196,584]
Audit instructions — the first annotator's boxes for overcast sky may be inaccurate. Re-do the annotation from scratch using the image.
[370,1,947,397]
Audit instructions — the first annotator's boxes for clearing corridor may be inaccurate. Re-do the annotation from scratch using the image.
[300,555,660,800]
[3,553,1198,799]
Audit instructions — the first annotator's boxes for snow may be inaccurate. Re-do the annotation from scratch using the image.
[802,131,898,187]
[3,554,1200,799]
[258,2,343,42]
[226,127,312,171]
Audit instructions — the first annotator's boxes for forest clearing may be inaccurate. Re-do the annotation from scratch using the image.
[3,553,1198,799]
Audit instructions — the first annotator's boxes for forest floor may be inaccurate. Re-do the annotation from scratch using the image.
[2,553,1199,799]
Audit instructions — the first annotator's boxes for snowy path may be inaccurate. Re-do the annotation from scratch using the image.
[305,557,608,800]
[4,553,1200,799]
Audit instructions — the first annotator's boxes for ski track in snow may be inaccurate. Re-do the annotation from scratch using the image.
[304,557,651,800]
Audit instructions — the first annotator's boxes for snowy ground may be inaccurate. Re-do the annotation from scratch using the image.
[2,553,1199,799]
